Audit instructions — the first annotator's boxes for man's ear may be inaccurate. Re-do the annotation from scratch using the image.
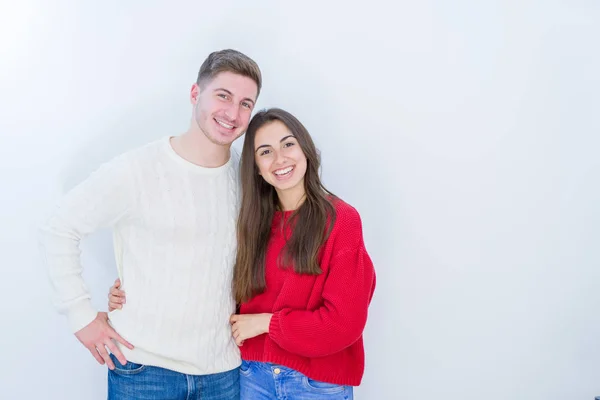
[190,83,201,103]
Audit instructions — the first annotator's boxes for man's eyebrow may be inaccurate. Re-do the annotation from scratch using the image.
[214,88,255,105]
[214,88,232,95]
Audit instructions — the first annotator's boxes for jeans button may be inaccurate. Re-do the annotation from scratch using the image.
[273,368,281,375]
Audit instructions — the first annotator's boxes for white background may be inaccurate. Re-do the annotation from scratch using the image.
[1,1,599,399]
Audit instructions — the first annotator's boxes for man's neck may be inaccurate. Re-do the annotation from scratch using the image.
[171,130,230,168]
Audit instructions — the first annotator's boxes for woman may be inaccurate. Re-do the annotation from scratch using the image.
[109,108,376,399]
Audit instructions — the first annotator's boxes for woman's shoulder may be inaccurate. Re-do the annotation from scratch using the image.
[329,196,363,233]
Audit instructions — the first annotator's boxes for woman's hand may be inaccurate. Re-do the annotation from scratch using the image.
[229,313,273,346]
[108,278,126,311]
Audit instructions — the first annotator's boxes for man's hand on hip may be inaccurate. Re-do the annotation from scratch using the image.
[74,312,134,370]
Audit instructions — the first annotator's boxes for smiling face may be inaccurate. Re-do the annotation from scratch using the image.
[253,120,308,200]
[192,71,258,146]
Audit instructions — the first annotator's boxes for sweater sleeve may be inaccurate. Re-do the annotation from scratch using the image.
[267,214,376,358]
[38,154,133,333]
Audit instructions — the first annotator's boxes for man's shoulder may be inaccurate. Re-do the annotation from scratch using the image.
[113,137,167,166]
[126,137,167,157]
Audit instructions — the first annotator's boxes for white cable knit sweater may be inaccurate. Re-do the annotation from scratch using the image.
[39,137,241,374]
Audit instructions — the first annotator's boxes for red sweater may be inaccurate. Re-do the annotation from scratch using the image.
[239,199,376,386]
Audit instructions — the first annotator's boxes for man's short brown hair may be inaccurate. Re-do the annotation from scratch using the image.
[197,49,262,98]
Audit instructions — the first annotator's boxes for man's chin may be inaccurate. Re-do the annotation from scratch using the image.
[205,132,239,147]
[216,130,243,144]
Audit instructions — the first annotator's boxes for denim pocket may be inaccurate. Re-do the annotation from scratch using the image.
[239,360,253,376]
[109,354,146,375]
[302,376,346,394]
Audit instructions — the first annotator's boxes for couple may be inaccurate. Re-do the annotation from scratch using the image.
[39,49,376,400]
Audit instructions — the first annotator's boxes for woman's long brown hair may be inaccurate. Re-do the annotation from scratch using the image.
[233,108,336,304]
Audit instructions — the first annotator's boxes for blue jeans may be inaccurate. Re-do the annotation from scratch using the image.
[108,354,240,399]
[239,360,353,400]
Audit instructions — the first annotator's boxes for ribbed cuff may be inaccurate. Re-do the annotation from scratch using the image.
[67,300,97,333]
[268,311,282,341]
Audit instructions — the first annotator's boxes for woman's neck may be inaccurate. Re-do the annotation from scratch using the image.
[276,186,306,211]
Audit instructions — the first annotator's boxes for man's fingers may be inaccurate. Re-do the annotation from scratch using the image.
[109,295,123,309]
[105,340,126,366]
[109,294,121,302]
[110,288,125,298]
[108,294,123,312]
[88,346,105,365]
[110,329,134,350]
[109,288,125,300]
[96,344,114,370]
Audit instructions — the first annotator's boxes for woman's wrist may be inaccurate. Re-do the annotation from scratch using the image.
[262,313,273,334]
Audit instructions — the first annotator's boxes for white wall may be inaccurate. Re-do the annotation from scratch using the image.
[1,1,598,399]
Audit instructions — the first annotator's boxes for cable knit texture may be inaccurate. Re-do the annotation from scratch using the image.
[239,199,376,386]
[39,137,241,375]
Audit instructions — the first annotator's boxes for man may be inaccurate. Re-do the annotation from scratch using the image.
[39,49,261,399]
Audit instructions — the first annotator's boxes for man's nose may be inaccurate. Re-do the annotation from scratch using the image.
[224,103,240,122]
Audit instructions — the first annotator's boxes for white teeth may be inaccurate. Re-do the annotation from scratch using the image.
[274,166,293,175]
[215,119,234,129]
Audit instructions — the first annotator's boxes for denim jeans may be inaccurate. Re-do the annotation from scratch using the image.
[239,360,353,400]
[107,354,240,399]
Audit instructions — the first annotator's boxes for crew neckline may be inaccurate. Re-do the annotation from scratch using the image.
[163,136,233,174]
